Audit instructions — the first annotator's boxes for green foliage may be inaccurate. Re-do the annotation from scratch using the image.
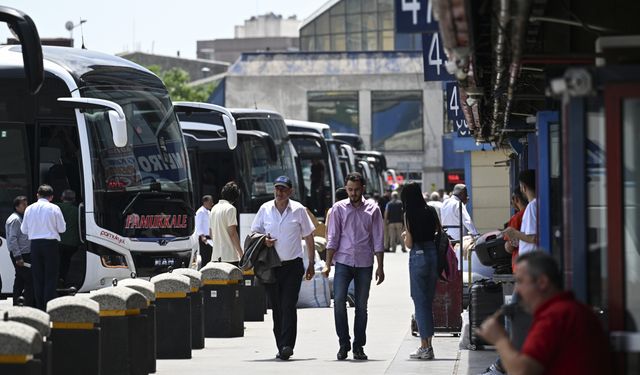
[147,65,214,102]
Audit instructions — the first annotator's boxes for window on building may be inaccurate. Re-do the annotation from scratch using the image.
[299,0,398,52]
[371,91,423,151]
[308,91,359,134]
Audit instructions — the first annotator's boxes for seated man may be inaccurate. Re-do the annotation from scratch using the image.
[477,251,610,375]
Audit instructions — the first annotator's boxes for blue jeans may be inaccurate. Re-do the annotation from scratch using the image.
[333,262,373,349]
[409,241,438,339]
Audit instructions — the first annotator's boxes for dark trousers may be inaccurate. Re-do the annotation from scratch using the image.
[58,244,78,283]
[10,253,34,307]
[31,239,60,311]
[333,262,373,350]
[264,258,304,351]
[199,241,212,266]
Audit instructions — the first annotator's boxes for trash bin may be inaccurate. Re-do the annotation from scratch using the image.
[0,306,51,375]
[119,278,157,374]
[172,268,205,350]
[47,296,100,375]
[150,273,192,359]
[0,318,42,375]
[89,286,149,375]
[200,262,244,337]
[241,269,266,322]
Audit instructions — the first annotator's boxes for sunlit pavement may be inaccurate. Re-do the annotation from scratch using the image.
[0,249,496,374]
[156,249,496,375]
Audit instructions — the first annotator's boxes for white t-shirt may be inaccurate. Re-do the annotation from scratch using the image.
[251,199,315,261]
[519,198,537,254]
[209,200,239,262]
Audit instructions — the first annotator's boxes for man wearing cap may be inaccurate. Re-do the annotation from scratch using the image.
[250,175,316,361]
[440,184,479,242]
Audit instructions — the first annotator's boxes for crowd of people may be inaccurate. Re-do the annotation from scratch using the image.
[5,170,611,373]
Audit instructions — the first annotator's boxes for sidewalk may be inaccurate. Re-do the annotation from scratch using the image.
[0,250,497,374]
[155,250,496,375]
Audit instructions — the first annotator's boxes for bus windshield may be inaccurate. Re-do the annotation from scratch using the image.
[81,86,193,238]
[81,87,190,193]
[235,117,300,198]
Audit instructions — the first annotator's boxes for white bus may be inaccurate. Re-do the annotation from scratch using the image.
[177,106,299,243]
[0,12,200,294]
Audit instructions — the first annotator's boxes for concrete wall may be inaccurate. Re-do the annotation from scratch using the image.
[225,72,444,190]
[470,150,511,233]
[197,38,300,63]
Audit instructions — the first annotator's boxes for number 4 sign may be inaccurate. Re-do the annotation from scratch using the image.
[422,32,454,81]
[445,81,470,137]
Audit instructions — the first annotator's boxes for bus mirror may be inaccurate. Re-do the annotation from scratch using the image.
[0,6,44,94]
[108,110,128,147]
[58,97,129,147]
[222,114,238,150]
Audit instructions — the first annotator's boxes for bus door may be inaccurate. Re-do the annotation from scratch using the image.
[289,131,334,218]
[0,5,43,294]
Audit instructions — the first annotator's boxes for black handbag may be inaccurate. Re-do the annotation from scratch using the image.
[429,206,451,281]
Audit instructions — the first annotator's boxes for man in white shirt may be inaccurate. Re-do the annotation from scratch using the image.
[209,182,243,265]
[20,185,66,310]
[251,176,316,361]
[504,170,537,255]
[195,195,214,266]
[440,184,479,241]
[427,191,443,220]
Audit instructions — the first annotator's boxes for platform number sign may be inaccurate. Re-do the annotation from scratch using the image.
[395,0,439,33]
[445,81,470,137]
[423,32,453,81]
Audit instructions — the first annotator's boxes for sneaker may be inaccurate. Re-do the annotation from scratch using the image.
[353,347,368,360]
[337,345,350,360]
[278,346,293,360]
[478,363,506,375]
[409,346,434,360]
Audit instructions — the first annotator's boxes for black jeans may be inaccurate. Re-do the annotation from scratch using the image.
[264,258,304,351]
[31,239,60,311]
[199,241,213,266]
[10,253,34,307]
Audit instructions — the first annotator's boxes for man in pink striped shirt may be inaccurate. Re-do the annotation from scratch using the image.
[322,172,385,361]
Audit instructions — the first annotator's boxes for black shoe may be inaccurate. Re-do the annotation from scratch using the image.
[353,347,368,360]
[279,346,293,360]
[337,346,350,360]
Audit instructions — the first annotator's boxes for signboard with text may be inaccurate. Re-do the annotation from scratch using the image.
[395,0,439,33]
[422,32,454,81]
[445,81,471,137]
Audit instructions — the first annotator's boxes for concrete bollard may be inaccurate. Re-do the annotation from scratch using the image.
[200,262,244,337]
[150,273,192,359]
[172,268,205,350]
[0,319,42,375]
[0,306,52,375]
[47,296,100,375]
[241,269,266,322]
[89,286,149,375]
[119,278,157,374]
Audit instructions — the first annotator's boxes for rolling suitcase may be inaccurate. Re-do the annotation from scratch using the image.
[433,244,463,334]
[469,279,503,349]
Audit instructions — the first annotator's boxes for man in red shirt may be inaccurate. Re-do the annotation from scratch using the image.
[477,251,610,375]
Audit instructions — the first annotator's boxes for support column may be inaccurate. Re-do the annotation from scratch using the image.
[359,90,372,149]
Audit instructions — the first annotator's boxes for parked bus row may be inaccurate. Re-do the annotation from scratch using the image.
[0,5,396,297]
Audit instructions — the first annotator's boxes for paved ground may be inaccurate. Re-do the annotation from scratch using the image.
[0,249,497,374]
[155,250,496,375]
